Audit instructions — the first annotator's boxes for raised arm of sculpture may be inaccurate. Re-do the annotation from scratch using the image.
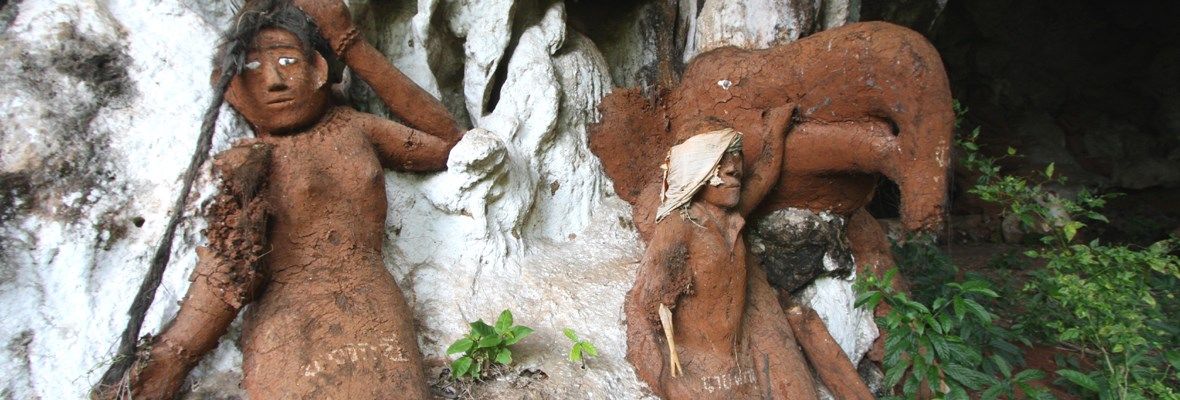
[293,0,463,144]
[736,104,795,217]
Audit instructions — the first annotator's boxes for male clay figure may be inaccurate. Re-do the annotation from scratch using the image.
[95,0,462,398]
[624,106,823,399]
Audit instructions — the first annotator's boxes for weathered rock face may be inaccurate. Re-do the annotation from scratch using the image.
[687,0,858,60]
[748,208,877,366]
[0,0,874,398]
[749,209,854,294]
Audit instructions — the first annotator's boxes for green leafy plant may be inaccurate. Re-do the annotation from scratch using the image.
[956,108,1180,399]
[563,328,598,368]
[446,309,534,380]
[857,268,1052,400]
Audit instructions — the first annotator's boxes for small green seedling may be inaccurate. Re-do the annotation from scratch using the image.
[446,309,534,380]
[564,328,598,368]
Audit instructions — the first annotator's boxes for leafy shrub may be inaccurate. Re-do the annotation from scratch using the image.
[956,111,1180,399]
[446,310,534,380]
[858,267,1051,399]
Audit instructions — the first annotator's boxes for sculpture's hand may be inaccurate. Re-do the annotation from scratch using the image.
[762,103,796,138]
[292,0,355,55]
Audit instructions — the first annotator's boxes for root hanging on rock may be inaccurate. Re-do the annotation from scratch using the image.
[92,142,273,400]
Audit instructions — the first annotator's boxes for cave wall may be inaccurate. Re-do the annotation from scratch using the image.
[0,0,874,398]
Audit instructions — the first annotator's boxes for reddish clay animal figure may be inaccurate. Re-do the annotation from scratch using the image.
[625,107,826,399]
[593,21,952,398]
[93,1,462,399]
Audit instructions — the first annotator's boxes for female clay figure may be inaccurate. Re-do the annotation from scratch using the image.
[624,106,822,399]
[95,1,462,398]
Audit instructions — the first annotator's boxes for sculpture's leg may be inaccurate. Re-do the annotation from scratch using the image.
[846,208,906,364]
[743,257,821,400]
[93,143,272,400]
[781,295,875,400]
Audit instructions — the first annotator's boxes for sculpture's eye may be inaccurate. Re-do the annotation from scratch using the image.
[278,57,298,66]
[244,60,261,70]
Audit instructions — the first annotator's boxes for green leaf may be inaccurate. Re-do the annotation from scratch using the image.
[961,299,992,323]
[451,356,473,379]
[582,342,598,357]
[504,326,534,345]
[1063,221,1084,242]
[1056,369,1100,393]
[495,348,512,365]
[446,338,475,355]
[563,328,579,342]
[991,354,1012,378]
[929,334,952,361]
[947,384,969,400]
[477,335,502,349]
[1007,147,1017,156]
[1014,369,1046,383]
[1086,212,1109,223]
[856,292,882,309]
[884,362,908,387]
[569,345,583,362]
[944,364,996,390]
[1165,350,1180,372]
[1045,162,1055,178]
[470,320,495,337]
[495,310,514,334]
[981,383,1005,400]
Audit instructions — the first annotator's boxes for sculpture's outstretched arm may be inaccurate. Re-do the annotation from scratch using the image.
[736,104,796,217]
[353,111,453,172]
[295,0,463,144]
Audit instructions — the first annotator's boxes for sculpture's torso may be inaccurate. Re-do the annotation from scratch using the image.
[652,211,761,399]
[239,107,428,399]
[673,208,746,357]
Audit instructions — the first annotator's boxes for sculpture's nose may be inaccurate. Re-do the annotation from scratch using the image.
[263,63,288,92]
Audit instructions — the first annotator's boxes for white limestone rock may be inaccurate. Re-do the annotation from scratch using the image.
[690,0,819,59]
[686,0,858,60]
[0,1,247,398]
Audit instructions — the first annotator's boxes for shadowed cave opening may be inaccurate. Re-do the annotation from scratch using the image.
[862,0,1180,243]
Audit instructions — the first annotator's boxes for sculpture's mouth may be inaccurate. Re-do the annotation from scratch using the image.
[267,97,295,106]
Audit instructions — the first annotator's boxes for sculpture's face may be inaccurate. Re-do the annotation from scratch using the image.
[226,28,329,135]
[698,152,742,209]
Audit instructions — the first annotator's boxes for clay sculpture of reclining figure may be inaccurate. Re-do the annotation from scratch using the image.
[593,21,953,399]
[93,0,462,398]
